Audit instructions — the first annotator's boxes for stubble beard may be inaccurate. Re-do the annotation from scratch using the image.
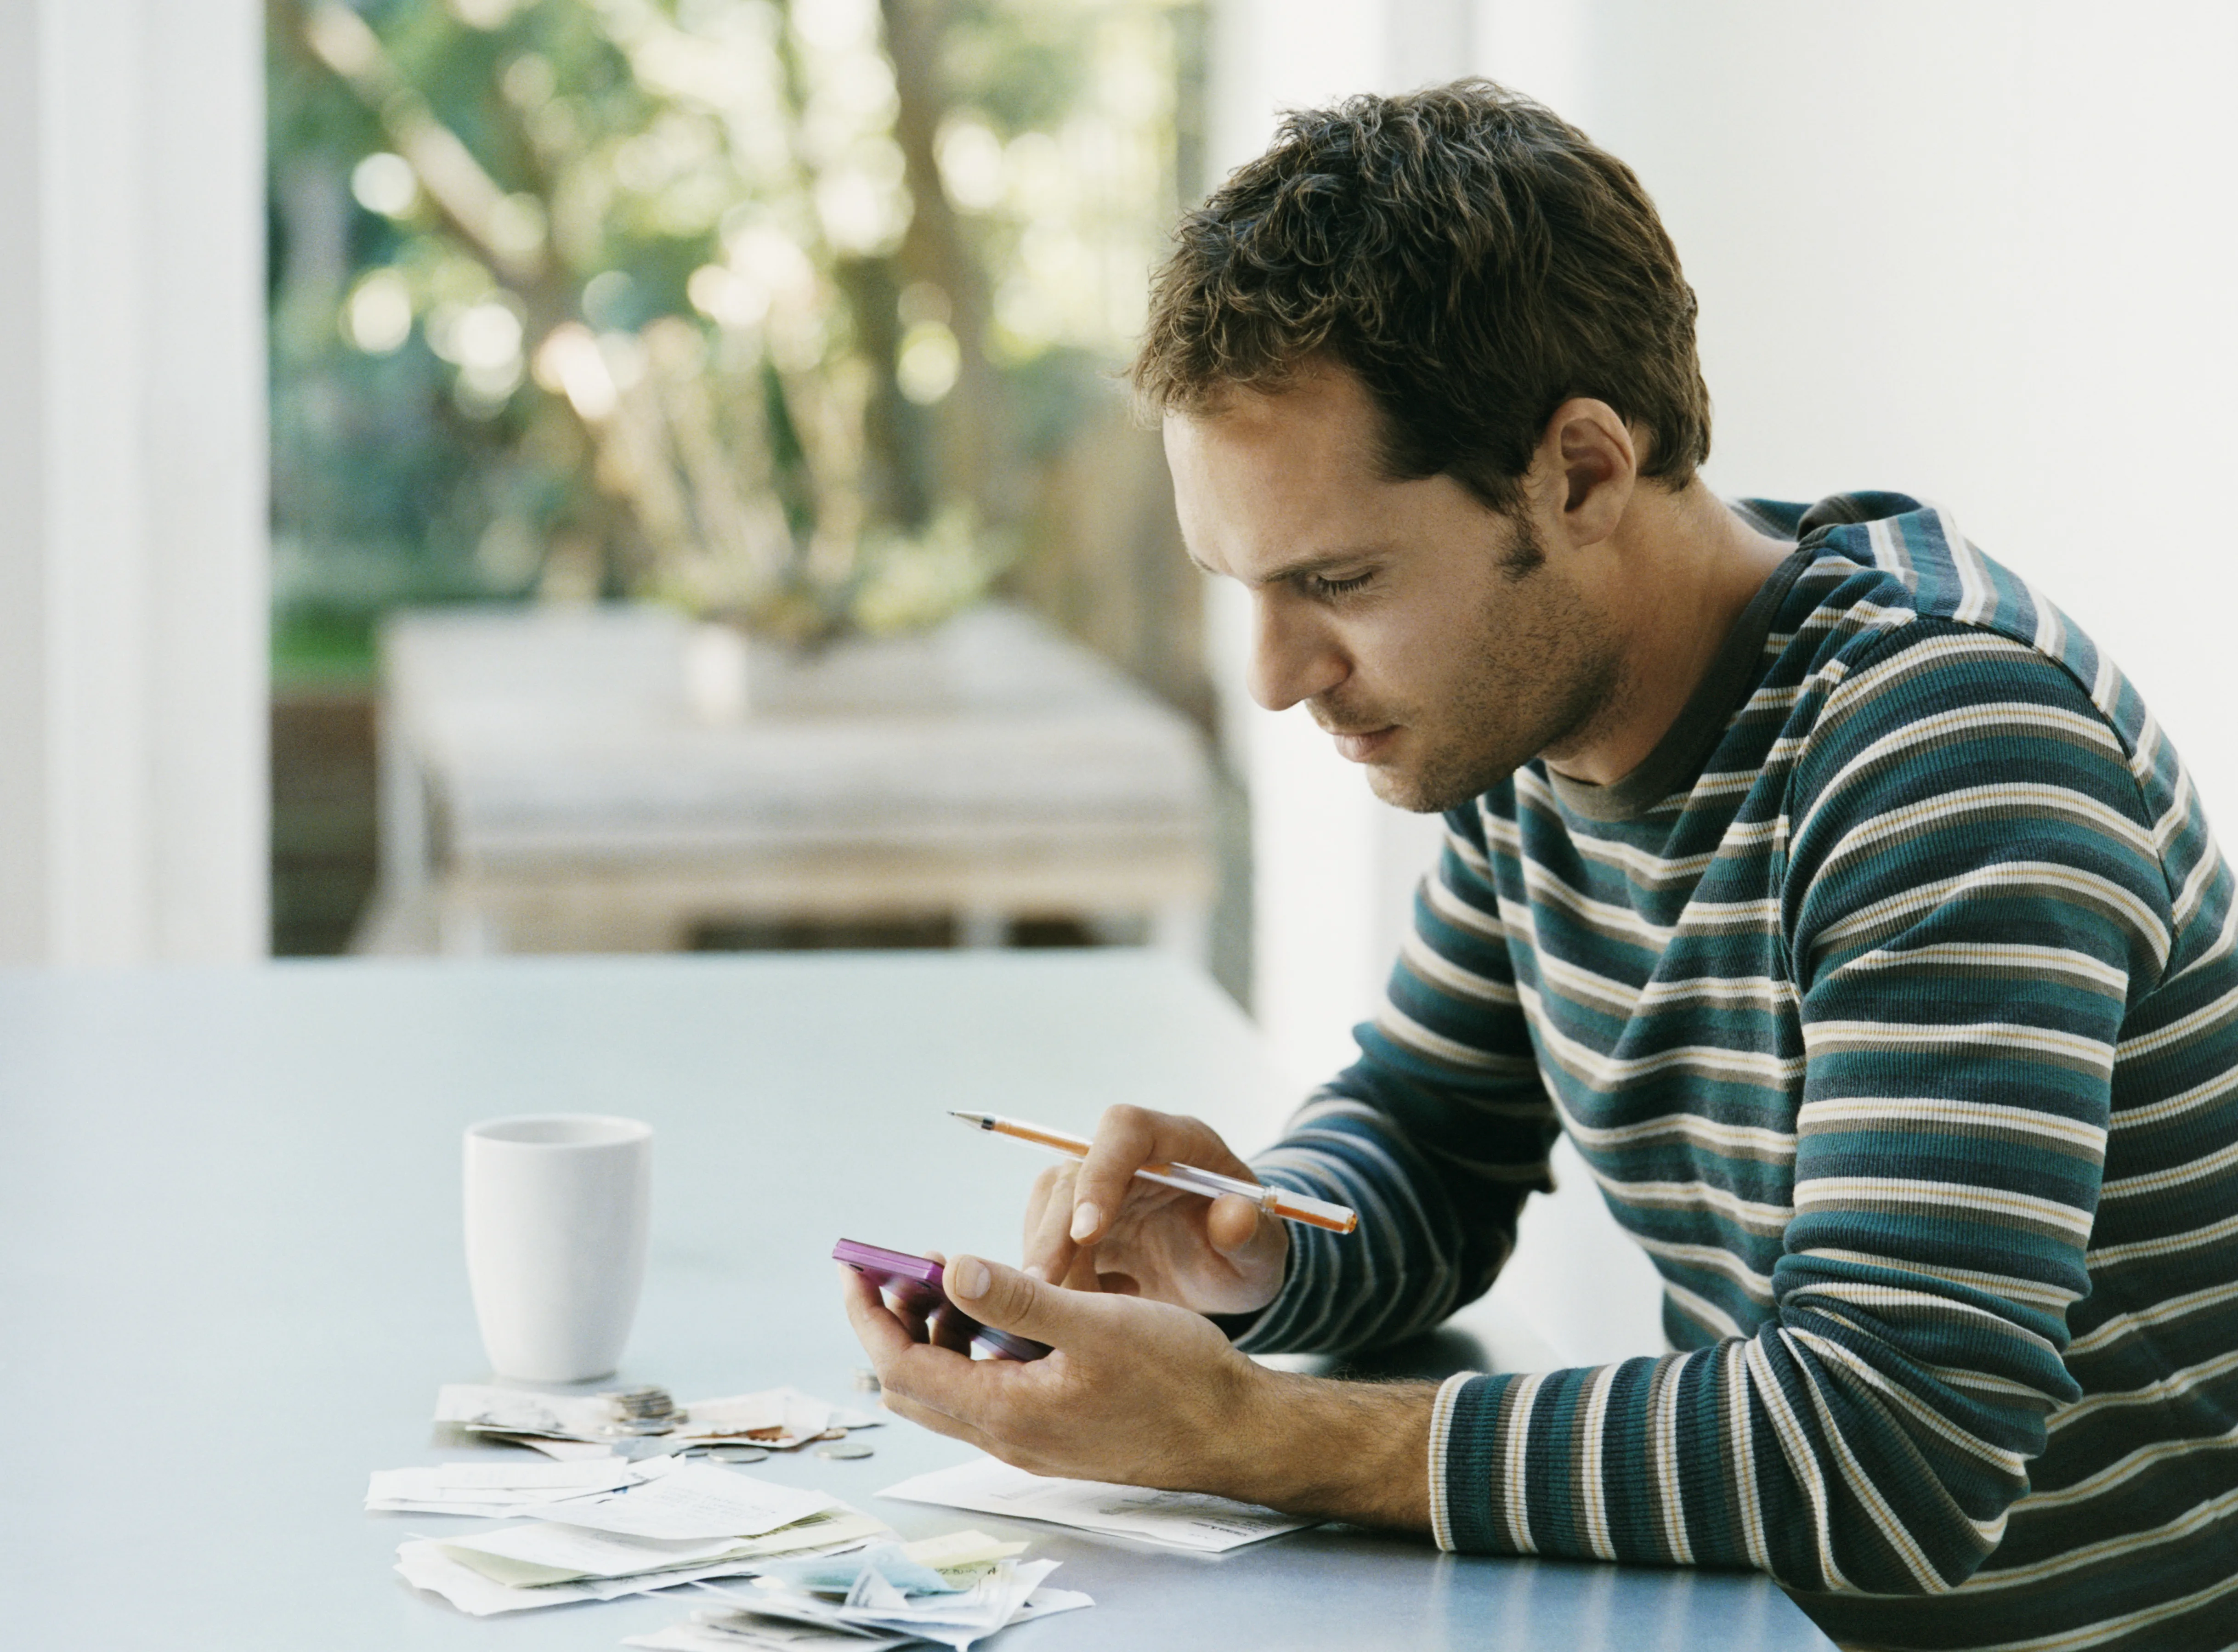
[1359,523,1627,815]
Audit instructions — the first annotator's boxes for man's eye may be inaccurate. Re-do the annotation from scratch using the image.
[1310,571,1373,596]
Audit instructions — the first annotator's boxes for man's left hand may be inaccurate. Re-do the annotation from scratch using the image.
[839,1254,1435,1528]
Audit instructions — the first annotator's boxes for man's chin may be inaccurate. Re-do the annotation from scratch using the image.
[1365,761,1485,815]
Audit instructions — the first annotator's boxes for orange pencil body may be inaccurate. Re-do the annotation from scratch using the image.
[950,1111,1360,1235]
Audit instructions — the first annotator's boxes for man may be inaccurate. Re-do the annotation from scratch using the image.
[842,81,2238,1650]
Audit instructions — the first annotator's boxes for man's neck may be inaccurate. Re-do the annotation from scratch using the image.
[1545,481,1795,788]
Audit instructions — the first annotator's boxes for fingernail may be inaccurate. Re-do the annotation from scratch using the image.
[1070,1202,1101,1242]
[953,1258,991,1298]
[1022,1263,1047,1282]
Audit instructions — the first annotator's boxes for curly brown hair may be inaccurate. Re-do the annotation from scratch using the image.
[1132,80,1710,513]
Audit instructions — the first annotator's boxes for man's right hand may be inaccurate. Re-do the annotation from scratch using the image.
[1021,1105,1288,1317]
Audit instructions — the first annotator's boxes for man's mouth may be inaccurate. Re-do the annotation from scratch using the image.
[1328,726,1399,763]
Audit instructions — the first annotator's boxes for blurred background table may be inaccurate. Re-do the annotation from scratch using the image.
[0,951,1833,1649]
[364,605,1218,961]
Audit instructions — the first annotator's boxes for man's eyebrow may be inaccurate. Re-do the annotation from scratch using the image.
[1189,547,1378,587]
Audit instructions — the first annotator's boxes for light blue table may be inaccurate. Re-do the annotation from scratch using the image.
[0,952,1834,1649]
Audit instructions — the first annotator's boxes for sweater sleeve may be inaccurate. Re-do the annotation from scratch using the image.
[1232,798,1561,1356]
[1431,625,2172,1595]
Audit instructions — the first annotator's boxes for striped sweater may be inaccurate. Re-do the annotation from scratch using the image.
[1236,494,2238,1651]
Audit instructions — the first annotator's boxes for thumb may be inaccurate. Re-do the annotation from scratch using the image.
[1206,1192,1266,1255]
[946,1254,1089,1344]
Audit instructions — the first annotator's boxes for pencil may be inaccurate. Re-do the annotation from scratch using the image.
[948,1110,1360,1235]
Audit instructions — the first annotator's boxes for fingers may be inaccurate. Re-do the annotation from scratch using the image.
[1059,1245,1102,1293]
[946,1254,1093,1346]
[845,1264,1017,1434]
[838,1262,883,1320]
[1206,1192,1264,1255]
[860,1286,1047,1449]
[1069,1106,1253,1246]
[889,1293,929,1344]
[839,1265,922,1364]
[1023,1162,1080,1284]
[926,1301,978,1356]
[903,1250,976,1349]
[878,1385,999,1454]
[1068,1107,1157,1247]
[839,1260,963,1351]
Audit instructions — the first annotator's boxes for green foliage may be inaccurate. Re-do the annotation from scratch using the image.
[269,0,1195,679]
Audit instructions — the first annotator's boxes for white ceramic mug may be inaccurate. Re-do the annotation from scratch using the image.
[463,1114,652,1383]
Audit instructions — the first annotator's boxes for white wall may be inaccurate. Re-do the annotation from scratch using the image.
[0,0,269,965]
[1491,0,2238,814]
[1209,0,2238,1367]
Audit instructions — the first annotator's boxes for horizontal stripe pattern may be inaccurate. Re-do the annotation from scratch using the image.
[1233,496,2238,1652]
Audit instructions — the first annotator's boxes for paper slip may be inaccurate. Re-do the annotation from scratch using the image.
[879,1456,1315,1552]
[386,1457,646,1491]
[753,1528,1025,1600]
[519,1435,621,1461]
[673,1388,884,1448]
[440,1509,885,1586]
[367,1457,653,1517]
[533,1461,838,1540]
[446,1526,759,1586]
[397,1538,769,1616]
[626,1586,1090,1652]
[759,1543,955,1599]
[704,1560,1090,1652]
[895,1530,1030,1573]
[627,1618,915,1651]
[742,1531,1027,1611]
[436,1385,618,1441]
[397,1510,886,1614]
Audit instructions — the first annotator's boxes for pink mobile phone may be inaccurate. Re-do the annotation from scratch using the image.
[833,1239,1051,1362]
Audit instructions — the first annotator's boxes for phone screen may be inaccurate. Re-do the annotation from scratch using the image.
[834,1239,1051,1362]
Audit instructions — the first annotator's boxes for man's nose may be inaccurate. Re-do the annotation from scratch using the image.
[1246,593,1348,712]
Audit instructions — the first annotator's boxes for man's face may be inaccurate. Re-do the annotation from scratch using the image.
[1165,364,1623,814]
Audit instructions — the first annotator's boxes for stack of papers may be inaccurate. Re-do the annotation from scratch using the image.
[436,1385,880,1457]
[880,1456,1316,1552]
[393,1462,881,1616]
[627,1531,1092,1652]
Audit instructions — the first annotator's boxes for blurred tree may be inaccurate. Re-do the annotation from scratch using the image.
[267,0,1203,671]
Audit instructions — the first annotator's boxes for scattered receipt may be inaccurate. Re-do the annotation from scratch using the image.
[628,1530,1090,1650]
[684,1559,1090,1652]
[397,1539,768,1616]
[879,1455,1315,1552]
[396,1509,885,1614]
[535,1461,839,1539]
[366,1456,652,1517]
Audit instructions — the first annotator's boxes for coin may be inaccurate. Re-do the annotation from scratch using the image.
[708,1446,770,1464]
[604,1385,675,1415]
[816,1442,874,1460]
[851,1368,882,1394]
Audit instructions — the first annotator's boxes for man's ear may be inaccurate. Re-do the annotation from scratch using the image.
[1534,398,1637,549]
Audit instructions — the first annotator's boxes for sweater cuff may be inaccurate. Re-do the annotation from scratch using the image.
[1427,1370,1479,1550]
[1433,1370,1526,1555]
